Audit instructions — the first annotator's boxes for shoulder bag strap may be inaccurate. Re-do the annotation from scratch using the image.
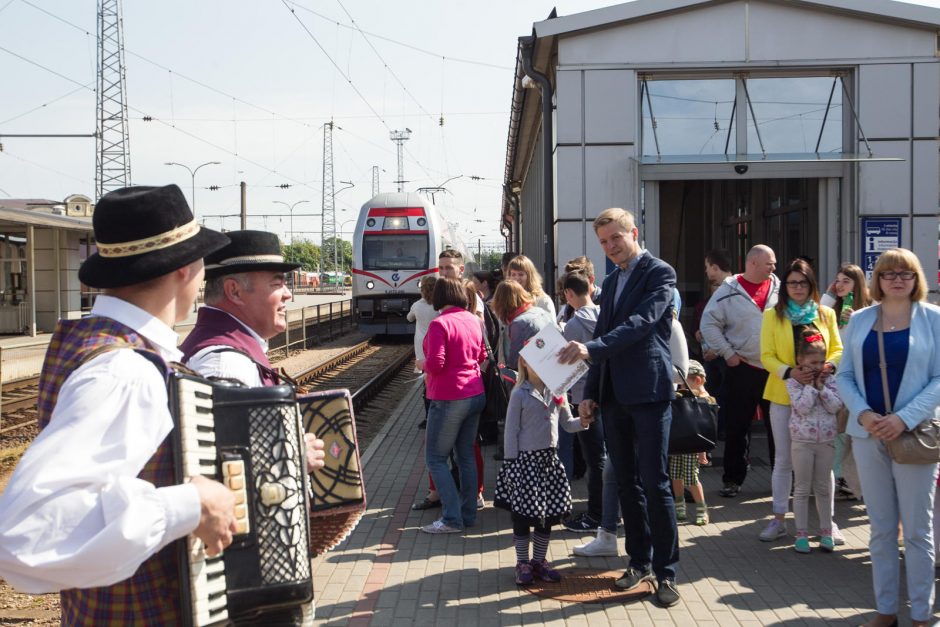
[876,306,893,414]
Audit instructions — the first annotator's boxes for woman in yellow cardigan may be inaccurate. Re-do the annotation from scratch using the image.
[759,258,843,543]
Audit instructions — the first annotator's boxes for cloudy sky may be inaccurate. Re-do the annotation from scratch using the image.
[2,0,939,246]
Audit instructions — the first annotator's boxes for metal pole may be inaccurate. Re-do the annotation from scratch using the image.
[240,182,247,229]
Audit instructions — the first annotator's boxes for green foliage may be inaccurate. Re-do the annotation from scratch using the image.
[476,250,503,272]
[282,240,320,271]
[321,237,353,272]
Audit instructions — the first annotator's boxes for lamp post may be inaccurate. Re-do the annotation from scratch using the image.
[331,181,355,274]
[273,200,310,245]
[164,161,221,218]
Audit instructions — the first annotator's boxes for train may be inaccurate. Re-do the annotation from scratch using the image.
[351,192,471,334]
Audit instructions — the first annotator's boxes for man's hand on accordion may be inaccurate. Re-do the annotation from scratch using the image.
[191,475,238,556]
[305,433,326,473]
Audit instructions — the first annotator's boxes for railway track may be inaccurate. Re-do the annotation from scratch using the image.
[0,340,415,451]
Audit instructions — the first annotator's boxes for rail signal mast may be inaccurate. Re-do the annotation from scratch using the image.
[389,129,411,193]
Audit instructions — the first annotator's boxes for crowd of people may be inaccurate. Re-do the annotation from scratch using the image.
[413,210,940,626]
[0,182,937,626]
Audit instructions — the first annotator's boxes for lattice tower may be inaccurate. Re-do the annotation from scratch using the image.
[96,0,131,199]
[371,165,380,196]
[389,129,411,193]
[321,121,336,270]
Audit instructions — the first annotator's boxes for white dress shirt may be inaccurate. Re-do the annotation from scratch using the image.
[0,295,200,593]
[185,307,269,387]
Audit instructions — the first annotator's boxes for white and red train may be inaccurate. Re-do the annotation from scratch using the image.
[351,192,471,335]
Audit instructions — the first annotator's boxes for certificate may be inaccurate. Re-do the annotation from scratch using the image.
[518,324,590,398]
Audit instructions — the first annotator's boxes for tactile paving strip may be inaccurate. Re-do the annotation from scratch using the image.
[521,568,654,604]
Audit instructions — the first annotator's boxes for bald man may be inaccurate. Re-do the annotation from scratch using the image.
[700,245,780,500]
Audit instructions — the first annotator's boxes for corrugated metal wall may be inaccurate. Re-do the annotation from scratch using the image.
[519,132,546,271]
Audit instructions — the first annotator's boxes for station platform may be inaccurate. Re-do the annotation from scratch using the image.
[312,380,916,626]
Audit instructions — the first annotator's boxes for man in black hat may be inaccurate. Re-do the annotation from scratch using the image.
[0,184,237,624]
[181,229,302,387]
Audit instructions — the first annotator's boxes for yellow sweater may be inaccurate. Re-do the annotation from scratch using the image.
[760,305,843,406]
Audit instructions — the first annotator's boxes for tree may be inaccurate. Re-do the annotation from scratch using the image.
[321,237,352,272]
[282,240,320,271]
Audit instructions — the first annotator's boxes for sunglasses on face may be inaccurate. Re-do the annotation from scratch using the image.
[785,280,810,288]
[879,271,916,281]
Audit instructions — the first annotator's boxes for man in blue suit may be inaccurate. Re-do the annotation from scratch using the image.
[559,207,680,607]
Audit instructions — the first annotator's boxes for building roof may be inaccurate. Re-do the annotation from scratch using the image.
[534,0,940,38]
[0,204,93,232]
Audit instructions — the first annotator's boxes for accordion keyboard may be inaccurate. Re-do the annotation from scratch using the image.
[176,377,229,626]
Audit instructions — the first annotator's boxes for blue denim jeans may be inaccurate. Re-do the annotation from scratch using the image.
[425,393,485,528]
[602,399,679,581]
[854,436,938,621]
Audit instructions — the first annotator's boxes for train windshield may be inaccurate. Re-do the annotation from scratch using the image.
[362,234,428,270]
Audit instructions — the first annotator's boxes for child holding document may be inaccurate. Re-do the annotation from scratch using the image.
[494,355,592,585]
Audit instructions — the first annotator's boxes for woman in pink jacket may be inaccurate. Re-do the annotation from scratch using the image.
[420,277,488,534]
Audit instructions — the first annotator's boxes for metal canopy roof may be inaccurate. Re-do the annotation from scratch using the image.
[534,0,940,38]
[0,206,93,232]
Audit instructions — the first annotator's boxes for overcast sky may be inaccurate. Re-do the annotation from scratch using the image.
[2,0,939,246]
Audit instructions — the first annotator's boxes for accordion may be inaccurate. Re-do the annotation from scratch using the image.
[297,389,367,556]
[169,373,313,626]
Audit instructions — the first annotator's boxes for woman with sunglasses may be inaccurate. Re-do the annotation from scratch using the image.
[836,248,940,627]
[759,258,843,544]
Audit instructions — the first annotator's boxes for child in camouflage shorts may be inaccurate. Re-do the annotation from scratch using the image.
[669,360,712,525]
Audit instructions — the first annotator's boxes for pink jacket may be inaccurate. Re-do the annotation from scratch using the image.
[786,378,843,443]
[423,307,486,401]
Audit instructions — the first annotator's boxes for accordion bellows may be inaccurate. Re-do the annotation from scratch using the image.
[298,389,368,556]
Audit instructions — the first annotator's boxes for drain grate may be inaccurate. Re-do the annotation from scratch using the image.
[521,568,654,604]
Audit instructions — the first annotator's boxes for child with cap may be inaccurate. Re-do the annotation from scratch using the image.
[669,360,712,525]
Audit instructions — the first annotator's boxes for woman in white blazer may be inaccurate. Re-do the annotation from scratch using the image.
[836,248,940,627]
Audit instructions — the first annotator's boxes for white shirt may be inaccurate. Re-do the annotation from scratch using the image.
[406,299,439,361]
[0,295,201,593]
[185,307,269,387]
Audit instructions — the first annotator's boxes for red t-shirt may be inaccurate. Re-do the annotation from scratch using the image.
[737,275,772,311]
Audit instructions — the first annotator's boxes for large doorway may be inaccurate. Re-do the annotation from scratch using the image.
[658,178,819,349]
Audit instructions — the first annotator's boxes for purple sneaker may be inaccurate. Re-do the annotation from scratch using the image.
[530,559,562,583]
[515,562,534,585]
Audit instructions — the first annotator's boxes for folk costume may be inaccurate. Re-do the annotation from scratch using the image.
[0,185,229,625]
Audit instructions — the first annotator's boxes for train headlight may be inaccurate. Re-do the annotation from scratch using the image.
[366,280,375,290]
[384,217,407,230]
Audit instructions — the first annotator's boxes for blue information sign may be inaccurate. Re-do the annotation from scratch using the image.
[860,218,902,280]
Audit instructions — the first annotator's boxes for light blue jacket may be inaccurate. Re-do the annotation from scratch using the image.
[836,302,940,438]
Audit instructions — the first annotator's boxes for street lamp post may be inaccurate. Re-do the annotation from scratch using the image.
[164,161,221,218]
[273,200,311,245]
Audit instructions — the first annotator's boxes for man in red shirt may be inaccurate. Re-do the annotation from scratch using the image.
[699,245,780,498]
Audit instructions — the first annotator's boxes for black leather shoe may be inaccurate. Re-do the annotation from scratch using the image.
[614,567,654,591]
[656,579,680,607]
[719,482,740,497]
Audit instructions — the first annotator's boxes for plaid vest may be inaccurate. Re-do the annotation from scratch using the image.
[38,315,183,626]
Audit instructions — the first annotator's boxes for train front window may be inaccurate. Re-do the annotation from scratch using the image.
[363,235,428,270]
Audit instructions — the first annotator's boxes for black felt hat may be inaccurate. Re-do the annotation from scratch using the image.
[78,184,230,289]
[203,230,300,280]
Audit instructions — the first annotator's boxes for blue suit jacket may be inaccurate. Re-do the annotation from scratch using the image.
[584,252,677,406]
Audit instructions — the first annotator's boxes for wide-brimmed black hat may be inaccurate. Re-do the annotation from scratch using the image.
[204,230,300,280]
[79,184,230,289]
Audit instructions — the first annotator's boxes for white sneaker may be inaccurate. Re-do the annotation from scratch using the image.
[477,495,486,510]
[759,518,788,542]
[420,519,463,534]
[573,528,618,557]
[831,522,845,546]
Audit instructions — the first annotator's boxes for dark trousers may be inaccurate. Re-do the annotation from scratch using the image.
[577,410,607,521]
[704,356,727,436]
[602,399,678,582]
[721,364,774,486]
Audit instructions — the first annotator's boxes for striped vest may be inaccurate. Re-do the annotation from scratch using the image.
[38,315,182,626]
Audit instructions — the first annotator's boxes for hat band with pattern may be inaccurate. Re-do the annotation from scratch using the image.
[96,219,200,258]
[205,253,286,270]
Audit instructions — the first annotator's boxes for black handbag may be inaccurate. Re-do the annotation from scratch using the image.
[668,369,719,455]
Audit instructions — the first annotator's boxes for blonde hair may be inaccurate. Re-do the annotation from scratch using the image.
[515,355,541,389]
[491,279,535,323]
[506,255,546,299]
[593,208,636,233]
[869,248,928,302]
